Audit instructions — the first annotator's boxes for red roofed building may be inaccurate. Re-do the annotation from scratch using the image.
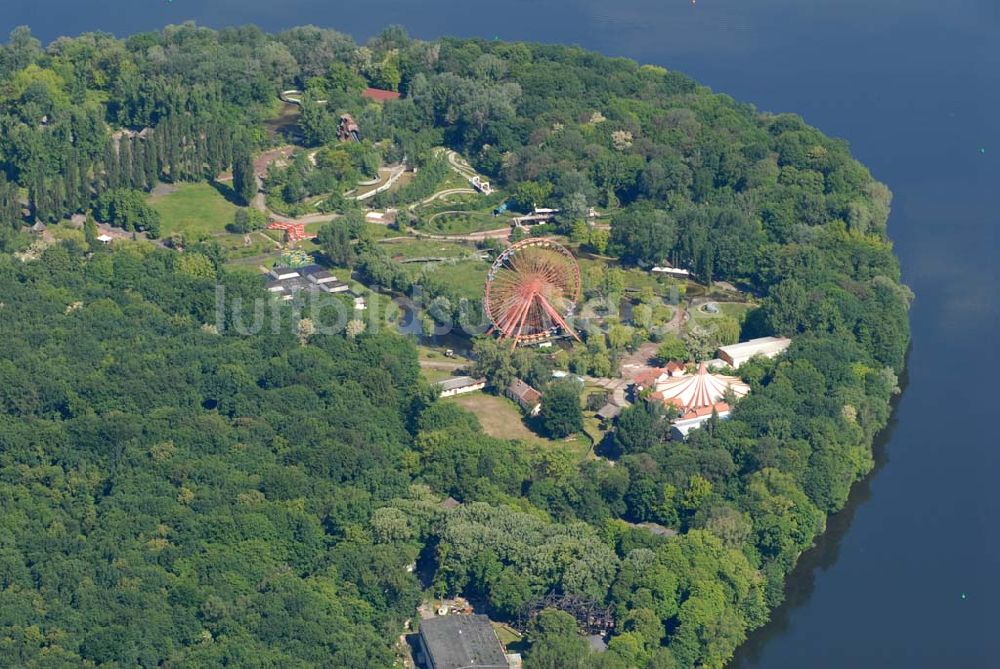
[267,221,311,243]
[633,361,687,390]
[506,379,542,416]
[362,87,401,102]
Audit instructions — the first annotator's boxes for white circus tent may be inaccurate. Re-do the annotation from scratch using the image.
[649,363,750,416]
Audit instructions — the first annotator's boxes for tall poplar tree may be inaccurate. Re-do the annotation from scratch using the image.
[232,149,257,206]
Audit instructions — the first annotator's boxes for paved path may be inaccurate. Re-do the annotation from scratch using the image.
[353,164,406,201]
[443,149,477,179]
[419,360,467,371]
[407,226,511,242]
[279,90,327,106]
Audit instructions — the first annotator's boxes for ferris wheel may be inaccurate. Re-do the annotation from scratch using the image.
[484,238,582,346]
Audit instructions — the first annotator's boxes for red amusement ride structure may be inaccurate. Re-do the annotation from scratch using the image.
[484,238,582,347]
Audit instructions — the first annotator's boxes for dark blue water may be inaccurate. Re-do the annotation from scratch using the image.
[5,1,999,665]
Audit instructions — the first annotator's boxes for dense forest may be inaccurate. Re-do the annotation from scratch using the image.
[0,23,909,669]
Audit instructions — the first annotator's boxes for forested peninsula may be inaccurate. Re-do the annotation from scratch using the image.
[0,24,910,669]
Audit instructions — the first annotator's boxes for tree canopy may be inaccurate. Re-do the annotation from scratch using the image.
[0,23,909,669]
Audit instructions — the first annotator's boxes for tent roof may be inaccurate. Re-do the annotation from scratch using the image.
[652,363,749,412]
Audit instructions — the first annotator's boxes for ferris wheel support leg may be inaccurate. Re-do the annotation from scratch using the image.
[537,293,582,342]
[509,292,536,349]
[494,292,528,335]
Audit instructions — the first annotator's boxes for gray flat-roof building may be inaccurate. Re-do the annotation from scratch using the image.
[436,376,486,398]
[417,615,509,669]
[319,280,350,294]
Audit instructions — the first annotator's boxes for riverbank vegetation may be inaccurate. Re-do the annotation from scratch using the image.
[0,23,909,669]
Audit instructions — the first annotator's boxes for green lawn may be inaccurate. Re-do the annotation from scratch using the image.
[216,233,276,261]
[149,182,241,237]
[689,301,756,324]
[575,255,687,295]
[719,302,756,319]
[423,211,503,234]
[363,222,399,240]
[421,367,461,383]
[493,623,523,648]
[409,258,489,300]
[446,392,593,460]
[380,237,478,260]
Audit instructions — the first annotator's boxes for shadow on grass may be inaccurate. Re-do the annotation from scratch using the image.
[594,431,622,460]
[208,180,245,207]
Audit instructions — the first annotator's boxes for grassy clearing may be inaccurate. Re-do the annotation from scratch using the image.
[216,233,275,261]
[719,302,756,319]
[410,258,489,300]
[386,171,415,193]
[417,344,470,363]
[447,394,539,442]
[420,192,482,213]
[447,393,592,459]
[380,237,478,260]
[575,255,684,294]
[421,367,460,383]
[148,182,241,237]
[363,223,399,240]
[441,170,473,191]
[493,623,522,648]
[423,211,502,234]
[689,301,755,325]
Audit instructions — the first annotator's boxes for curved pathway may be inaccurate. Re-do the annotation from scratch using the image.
[405,226,511,242]
[353,164,406,201]
[444,149,477,179]
[279,90,327,106]
[410,187,478,211]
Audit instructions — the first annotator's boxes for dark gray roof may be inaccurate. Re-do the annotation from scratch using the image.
[436,376,485,392]
[320,280,349,292]
[419,615,507,669]
[298,264,326,276]
[596,403,622,420]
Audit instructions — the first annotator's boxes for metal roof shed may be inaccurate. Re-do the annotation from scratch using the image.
[418,615,508,669]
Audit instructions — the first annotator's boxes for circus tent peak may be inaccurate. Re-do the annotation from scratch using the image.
[650,362,750,414]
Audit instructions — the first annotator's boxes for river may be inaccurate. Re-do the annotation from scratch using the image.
[5,1,999,665]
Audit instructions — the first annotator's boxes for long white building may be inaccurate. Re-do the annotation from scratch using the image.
[717,337,791,369]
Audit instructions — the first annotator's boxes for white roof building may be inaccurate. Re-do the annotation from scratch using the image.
[649,363,750,412]
[670,410,731,440]
[717,336,792,369]
[318,280,350,294]
[436,376,487,398]
[268,268,300,281]
[651,266,690,278]
[645,363,751,440]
